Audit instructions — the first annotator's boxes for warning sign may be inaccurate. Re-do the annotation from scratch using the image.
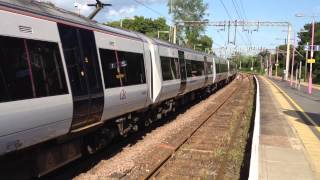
[120,89,126,100]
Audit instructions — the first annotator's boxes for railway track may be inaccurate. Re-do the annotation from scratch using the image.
[141,74,253,179]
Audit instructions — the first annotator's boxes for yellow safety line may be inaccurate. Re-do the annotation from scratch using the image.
[267,77,320,132]
[262,76,320,176]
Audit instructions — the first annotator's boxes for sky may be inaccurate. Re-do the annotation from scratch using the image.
[45,0,320,57]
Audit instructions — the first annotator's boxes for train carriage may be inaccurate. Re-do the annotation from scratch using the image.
[0,0,236,177]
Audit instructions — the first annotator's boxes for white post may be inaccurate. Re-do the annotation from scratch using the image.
[173,25,177,44]
[305,42,309,82]
[295,66,298,88]
[285,24,291,80]
[298,61,302,90]
[290,30,296,86]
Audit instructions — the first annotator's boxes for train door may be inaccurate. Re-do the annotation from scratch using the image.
[178,50,187,94]
[58,24,104,130]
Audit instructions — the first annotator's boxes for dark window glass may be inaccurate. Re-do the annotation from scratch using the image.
[27,40,68,97]
[0,36,33,102]
[221,63,228,72]
[99,49,120,88]
[186,60,192,77]
[173,58,181,79]
[119,51,146,86]
[100,48,146,88]
[215,62,220,73]
[160,56,180,81]
[0,35,67,103]
[79,29,104,95]
[187,60,204,77]
[58,26,88,97]
[191,61,204,76]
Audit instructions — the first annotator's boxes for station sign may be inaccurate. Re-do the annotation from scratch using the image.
[304,45,320,51]
[308,59,315,63]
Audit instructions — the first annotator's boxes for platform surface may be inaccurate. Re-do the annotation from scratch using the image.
[258,76,320,180]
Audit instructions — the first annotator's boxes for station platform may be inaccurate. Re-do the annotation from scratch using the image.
[257,76,320,180]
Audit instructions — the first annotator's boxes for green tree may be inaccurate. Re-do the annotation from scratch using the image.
[105,16,170,41]
[197,35,213,52]
[168,0,210,49]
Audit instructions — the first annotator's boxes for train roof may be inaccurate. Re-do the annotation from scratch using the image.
[152,38,210,56]
[0,0,141,40]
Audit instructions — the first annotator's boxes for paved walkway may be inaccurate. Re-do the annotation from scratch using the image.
[258,76,320,180]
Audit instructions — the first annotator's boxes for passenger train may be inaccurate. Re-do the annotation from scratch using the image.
[0,0,236,177]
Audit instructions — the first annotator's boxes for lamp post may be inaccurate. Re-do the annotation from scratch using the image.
[295,13,318,95]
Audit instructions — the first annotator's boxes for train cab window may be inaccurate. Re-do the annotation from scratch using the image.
[99,48,146,88]
[160,56,179,81]
[0,35,68,103]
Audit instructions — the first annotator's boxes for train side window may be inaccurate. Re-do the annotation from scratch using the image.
[160,56,172,81]
[0,36,67,103]
[160,56,179,81]
[221,64,228,72]
[186,60,192,77]
[0,36,34,102]
[100,48,146,88]
[99,48,121,88]
[190,60,204,77]
[27,40,68,97]
[216,63,220,73]
[174,58,181,79]
[119,51,146,86]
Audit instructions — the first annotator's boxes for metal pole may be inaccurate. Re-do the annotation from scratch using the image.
[290,30,296,86]
[169,26,172,43]
[276,47,279,77]
[173,25,177,44]
[295,66,298,88]
[299,61,302,90]
[260,55,263,73]
[266,55,269,76]
[228,21,231,44]
[285,24,291,80]
[308,19,315,95]
[304,42,309,82]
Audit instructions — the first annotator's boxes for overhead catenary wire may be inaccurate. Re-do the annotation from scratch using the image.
[132,0,174,23]
[231,0,253,47]
[218,0,251,48]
